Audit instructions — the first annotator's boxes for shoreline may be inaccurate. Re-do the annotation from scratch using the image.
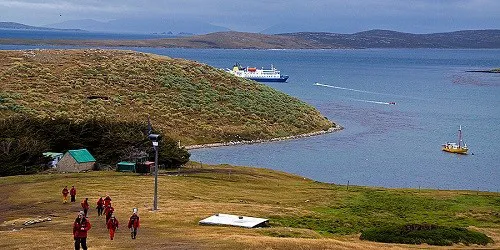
[184,125,343,150]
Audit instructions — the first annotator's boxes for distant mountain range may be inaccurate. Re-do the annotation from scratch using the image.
[1,22,499,49]
[44,18,230,35]
[0,22,81,31]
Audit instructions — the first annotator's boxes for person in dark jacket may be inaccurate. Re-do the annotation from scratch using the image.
[73,211,91,250]
[81,198,90,217]
[127,208,140,239]
[62,186,69,203]
[96,197,104,217]
[70,186,77,202]
[106,214,119,240]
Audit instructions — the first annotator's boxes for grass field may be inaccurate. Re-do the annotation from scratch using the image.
[1,162,499,249]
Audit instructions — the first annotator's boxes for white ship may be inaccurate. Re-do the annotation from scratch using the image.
[226,63,289,82]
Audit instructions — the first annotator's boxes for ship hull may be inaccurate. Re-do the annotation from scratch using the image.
[247,76,289,82]
[442,147,468,154]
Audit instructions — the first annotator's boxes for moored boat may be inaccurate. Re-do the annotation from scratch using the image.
[226,63,289,82]
[442,126,468,154]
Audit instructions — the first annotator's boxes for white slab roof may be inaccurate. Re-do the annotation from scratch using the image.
[199,213,269,228]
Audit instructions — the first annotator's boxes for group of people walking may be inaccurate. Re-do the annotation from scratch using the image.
[62,186,141,249]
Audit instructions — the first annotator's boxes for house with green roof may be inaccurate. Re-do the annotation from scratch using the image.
[56,149,96,173]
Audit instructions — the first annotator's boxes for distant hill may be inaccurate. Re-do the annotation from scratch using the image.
[0,21,81,31]
[279,29,500,49]
[1,25,498,48]
[0,31,317,49]
[146,31,318,49]
[45,18,230,35]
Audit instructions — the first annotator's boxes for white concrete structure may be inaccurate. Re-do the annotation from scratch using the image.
[199,213,268,228]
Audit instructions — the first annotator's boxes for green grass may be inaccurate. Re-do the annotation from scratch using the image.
[270,189,500,235]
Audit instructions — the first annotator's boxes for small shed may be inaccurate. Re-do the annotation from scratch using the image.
[136,161,155,174]
[116,161,136,172]
[199,214,269,228]
[56,149,96,173]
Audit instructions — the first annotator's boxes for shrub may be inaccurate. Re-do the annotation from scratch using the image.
[360,224,493,246]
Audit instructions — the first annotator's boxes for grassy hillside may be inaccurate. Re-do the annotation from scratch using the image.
[0,163,498,249]
[0,49,334,146]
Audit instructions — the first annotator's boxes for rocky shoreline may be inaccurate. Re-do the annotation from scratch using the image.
[466,68,500,73]
[185,126,343,150]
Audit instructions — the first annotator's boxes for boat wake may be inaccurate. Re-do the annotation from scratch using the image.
[313,82,385,95]
[350,98,392,105]
[314,82,396,105]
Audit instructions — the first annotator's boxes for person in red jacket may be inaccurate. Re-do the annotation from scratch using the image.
[96,197,104,217]
[103,195,112,207]
[81,198,90,217]
[127,208,140,239]
[104,204,114,223]
[106,214,119,240]
[62,186,69,203]
[70,186,77,202]
[73,211,91,250]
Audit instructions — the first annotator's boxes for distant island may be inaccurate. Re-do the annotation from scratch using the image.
[0,21,83,32]
[0,22,499,49]
[466,68,500,73]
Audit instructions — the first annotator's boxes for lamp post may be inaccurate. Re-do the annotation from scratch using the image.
[148,134,160,211]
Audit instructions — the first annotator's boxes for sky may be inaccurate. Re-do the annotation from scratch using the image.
[1,0,499,34]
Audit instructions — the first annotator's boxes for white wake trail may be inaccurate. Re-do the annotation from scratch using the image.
[313,82,384,95]
[351,98,391,105]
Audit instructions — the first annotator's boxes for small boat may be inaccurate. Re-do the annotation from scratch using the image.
[442,126,468,154]
[225,63,289,82]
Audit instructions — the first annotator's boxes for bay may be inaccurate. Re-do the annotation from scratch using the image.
[2,45,499,191]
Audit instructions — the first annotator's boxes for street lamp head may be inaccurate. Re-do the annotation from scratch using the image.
[148,134,161,141]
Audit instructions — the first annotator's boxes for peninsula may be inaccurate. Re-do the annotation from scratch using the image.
[1,25,499,49]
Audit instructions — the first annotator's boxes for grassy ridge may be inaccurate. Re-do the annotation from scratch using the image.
[0,164,498,249]
[0,49,334,145]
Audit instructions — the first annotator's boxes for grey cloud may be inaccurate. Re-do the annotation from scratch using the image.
[0,0,498,33]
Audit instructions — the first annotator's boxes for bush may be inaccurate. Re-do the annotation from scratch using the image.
[0,116,190,176]
[360,224,493,246]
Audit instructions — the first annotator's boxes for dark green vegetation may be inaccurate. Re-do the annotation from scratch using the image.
[0,49,333,176]
[1,29,499,49]
[270,189,500,237]
[360,224,493,246]
[0,116,189,176]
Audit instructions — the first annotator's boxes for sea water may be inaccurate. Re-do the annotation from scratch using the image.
[2,44,499,191]
[144,48,500,191]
